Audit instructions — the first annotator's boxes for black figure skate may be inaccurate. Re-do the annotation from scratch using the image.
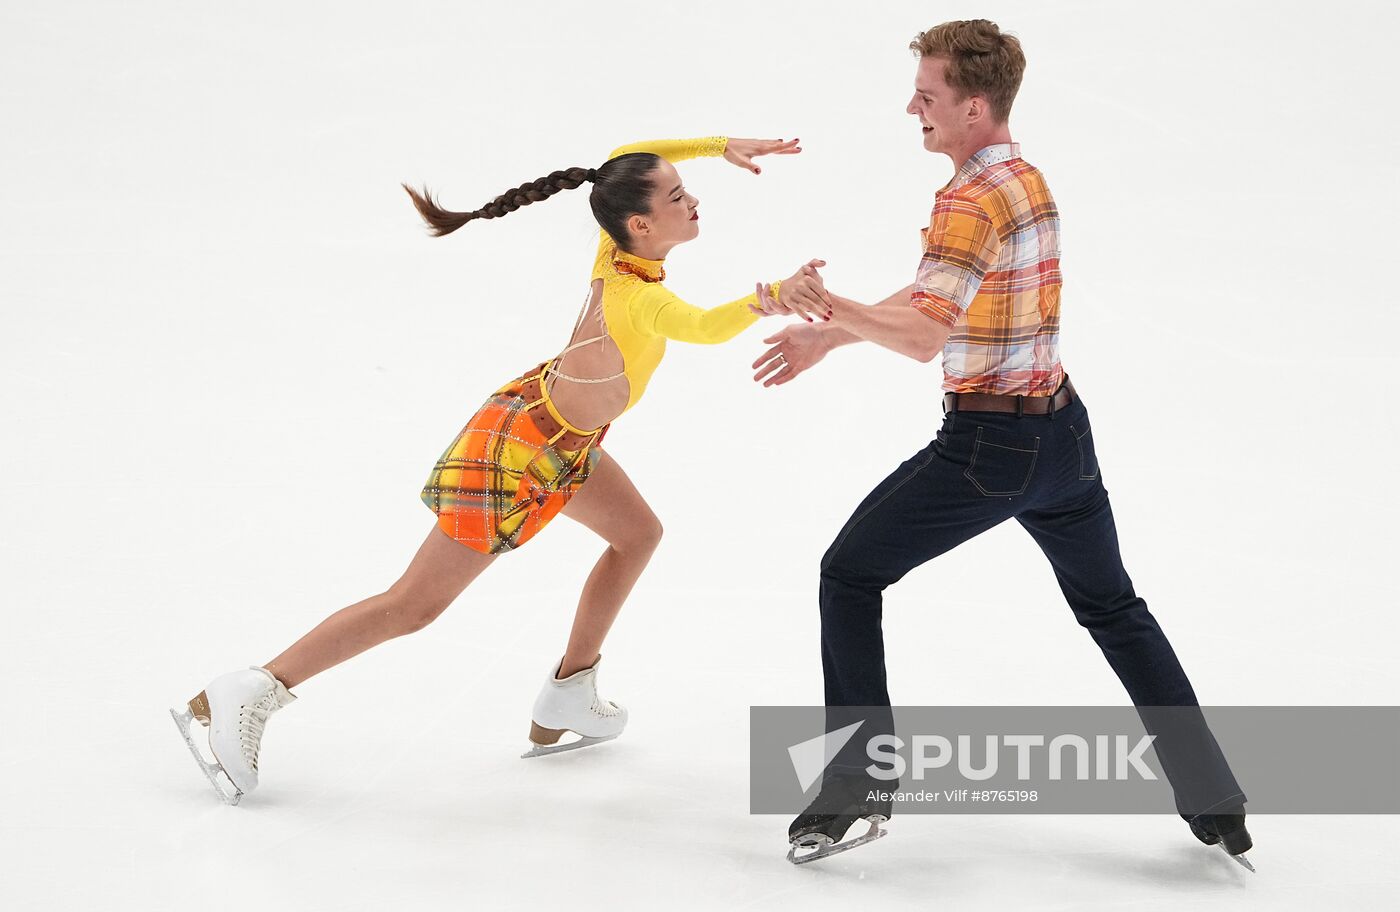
[1186,805,1255,873]
[787,774,893,865]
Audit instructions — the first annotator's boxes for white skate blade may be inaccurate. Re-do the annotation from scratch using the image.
[519,732,620,759]
[787,818,887,865]
[1222,844,1256,873]
[168,706,244,806]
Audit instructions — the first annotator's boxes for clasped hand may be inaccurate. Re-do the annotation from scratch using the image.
[748,259,844,387]
[748,259,832,322]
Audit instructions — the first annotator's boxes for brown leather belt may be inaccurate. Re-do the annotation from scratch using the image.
[943,373,1077,416]
[519,363,606,450]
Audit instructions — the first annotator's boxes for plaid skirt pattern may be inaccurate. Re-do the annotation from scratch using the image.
[420,363,607,554]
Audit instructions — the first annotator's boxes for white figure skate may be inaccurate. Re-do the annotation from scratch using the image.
[521,655,627,759]
[168,666,296,805]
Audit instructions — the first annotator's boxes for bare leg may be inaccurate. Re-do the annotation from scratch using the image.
[555,450,663,677]
[262,523,496,688]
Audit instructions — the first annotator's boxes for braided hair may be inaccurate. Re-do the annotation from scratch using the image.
[402,152,663,254]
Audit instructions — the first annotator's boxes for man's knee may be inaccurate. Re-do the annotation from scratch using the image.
[818,533,851,582]
[819,540,888,602]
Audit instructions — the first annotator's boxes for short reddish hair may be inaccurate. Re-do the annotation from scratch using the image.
[910,19,1026,123]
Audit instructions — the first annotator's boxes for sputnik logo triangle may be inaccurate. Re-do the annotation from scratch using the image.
[787,721,865,792]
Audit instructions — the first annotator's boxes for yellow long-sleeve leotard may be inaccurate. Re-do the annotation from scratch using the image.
[557,136,782,419]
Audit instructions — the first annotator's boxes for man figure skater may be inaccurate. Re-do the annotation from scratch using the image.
[755,20,1253,868]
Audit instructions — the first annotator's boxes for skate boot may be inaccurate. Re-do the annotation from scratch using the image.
[168,666,296,805]
[1185,805,1255,872]
[521,654,627,758]
[788,773,893,865]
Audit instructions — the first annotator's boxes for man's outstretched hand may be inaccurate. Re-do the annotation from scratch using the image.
[752,322,831,387]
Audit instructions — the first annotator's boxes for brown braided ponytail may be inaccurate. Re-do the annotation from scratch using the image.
[402,166,594,237]
[403,152,663,253]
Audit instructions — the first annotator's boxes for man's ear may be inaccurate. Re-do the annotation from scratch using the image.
[965,94,988,125]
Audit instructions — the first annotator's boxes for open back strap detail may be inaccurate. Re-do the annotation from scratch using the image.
[542,338,625,384]
[544,282,627,386]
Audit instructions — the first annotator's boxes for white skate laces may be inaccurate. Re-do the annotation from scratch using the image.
[169,665,295,805]
[521,654,628,759]
[237,676,295,771]
[583,678,623,719]
[555,656,623,719]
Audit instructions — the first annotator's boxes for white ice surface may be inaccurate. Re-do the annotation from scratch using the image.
[4,1,1398,909]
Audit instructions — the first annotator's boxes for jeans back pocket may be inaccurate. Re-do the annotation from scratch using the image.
[1070,421,1099,480]
[963,425,1040,497]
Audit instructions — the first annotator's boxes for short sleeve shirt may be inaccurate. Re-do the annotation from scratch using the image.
[911,143,1064,397]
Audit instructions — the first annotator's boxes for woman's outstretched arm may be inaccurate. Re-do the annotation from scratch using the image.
[626,279,779,345]
[607,136,729,164]
[606,137,800,173]
[593,136,802,267]
[626,256,831,345]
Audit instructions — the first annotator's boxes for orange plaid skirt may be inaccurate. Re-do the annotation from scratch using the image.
[420,361,608,554]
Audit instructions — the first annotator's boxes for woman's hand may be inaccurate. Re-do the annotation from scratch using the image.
[776,258,832,323]
[748,282,792,317]
[723,137,801,174]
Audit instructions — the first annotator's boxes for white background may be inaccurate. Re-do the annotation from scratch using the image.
[4,1,1398,909]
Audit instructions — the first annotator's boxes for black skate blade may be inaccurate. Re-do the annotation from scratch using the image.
[787,818,887,865]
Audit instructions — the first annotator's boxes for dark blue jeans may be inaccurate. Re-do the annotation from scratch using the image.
[817,380,1246,816]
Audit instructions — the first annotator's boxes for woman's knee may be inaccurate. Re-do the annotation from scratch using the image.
[380,587,451,634]
[616,512,663,556]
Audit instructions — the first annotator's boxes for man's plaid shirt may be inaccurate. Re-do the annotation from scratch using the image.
[912,143,1064,396]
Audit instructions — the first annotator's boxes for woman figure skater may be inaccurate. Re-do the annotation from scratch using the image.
[169,135,832,804]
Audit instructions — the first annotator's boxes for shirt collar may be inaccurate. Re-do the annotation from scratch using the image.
[612,247,666,283]
[941,142,1021,193]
